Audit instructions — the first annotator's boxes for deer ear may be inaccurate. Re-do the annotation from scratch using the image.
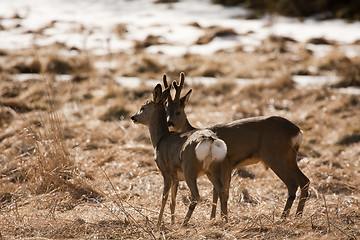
[161,86,171,103]
[180,89,192,106]
[152,84,162,103]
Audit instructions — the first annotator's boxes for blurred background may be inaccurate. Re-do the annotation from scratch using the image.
[0,0,360,239]
[1,0,360,84]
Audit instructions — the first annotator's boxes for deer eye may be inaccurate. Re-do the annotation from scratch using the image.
[140,107,144,111]
[176,111,181,116]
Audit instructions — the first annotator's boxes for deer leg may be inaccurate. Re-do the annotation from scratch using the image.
[158,174,172,225]
[183,177,200,226]
[219,187,229,222]
[170,181,179,224]
[270,168,298,218]
[210,187,218,219]
[221,170,231,222]
[296,181,309,216]
[281,183,297,218]
[285,151,310,216]
[294,168,310,216]
[264,159,298,218]
[207,171,230,222]
[263,147,309,219]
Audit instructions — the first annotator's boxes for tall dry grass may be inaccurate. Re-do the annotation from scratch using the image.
[0,79,158,239]
[1,25,359,239]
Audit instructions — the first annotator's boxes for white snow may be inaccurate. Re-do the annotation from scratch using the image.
[1,0,360,55]
[2,0,360,91]
[292,75,340,88]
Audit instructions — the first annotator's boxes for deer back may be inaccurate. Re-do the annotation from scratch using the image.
[209,116,300,169]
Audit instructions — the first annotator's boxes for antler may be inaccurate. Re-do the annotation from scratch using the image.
[173,72,185,102]
[162,74,169,88]
[162,74,173,103]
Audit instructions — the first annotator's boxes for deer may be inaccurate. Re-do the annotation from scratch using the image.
[163,72,310,219]
[130,81,232,226]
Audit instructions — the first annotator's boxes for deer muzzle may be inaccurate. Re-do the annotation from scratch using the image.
[130,115,137,123]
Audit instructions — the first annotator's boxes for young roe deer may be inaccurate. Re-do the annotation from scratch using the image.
[164,72,310,219]
[130,81,231,225]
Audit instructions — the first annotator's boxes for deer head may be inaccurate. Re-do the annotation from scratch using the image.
[131,83,170,126]
[164,72,193,131]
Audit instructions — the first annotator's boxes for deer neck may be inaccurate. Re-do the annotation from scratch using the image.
[149,104,170,148]
[181,117,196,132]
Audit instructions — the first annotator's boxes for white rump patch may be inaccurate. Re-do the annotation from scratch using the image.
[195,139,227,171]
[291,130,303,148]
[195,140,211,161]
[212,139,227,162]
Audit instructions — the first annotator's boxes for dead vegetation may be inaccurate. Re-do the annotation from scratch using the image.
[213,0,360,21]
[0,24,360,240]
[1,70,359,239]
[196,26,238,45]
[135,35,164,49]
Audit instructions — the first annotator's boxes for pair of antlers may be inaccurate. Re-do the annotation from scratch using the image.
[162,72,186,103]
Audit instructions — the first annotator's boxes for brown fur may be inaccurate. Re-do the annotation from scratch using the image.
[165,72,310,219]
[131,83,230,225]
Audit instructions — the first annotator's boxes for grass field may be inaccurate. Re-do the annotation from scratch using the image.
[1,8,360,239]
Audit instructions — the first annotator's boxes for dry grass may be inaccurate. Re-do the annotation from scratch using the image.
[0,32,360,239]
[134,35,164,50]
[213,0,360,21]
[196,26,238,45]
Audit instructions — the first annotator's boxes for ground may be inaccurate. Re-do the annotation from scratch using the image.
[0,9,360,239]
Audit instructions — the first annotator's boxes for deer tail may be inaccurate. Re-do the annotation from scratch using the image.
[195,138,227,171]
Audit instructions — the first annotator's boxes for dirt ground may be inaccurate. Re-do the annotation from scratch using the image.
[1,22,360,239]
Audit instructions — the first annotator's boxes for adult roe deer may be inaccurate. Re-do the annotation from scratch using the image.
[131,81,231,225]
[163,72,310,219]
